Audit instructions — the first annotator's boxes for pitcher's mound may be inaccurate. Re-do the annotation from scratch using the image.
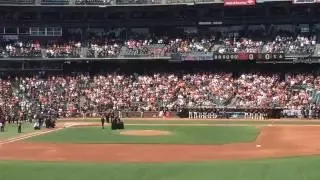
[120,130,172,136]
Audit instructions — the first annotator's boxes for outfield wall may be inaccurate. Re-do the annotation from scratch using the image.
[66,108,291,120]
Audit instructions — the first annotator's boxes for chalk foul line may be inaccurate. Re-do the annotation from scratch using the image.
[0,127,64,145]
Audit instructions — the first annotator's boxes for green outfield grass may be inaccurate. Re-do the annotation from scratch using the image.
[0,123,34,140]
[27,125,259,144]
[1,156,320,180]
[60,118,320,125]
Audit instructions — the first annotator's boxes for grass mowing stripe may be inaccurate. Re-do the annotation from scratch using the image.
[1,156,320,180]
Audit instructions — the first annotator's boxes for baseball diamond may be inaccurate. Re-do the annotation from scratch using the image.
[0,119,320,162]
[1,119,320,180]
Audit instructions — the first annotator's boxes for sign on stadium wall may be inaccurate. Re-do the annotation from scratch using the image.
[257,0,291,2]
[171,53,214,61]
[212,54,239,60]
[172,52,285,61]
[252,53,285,60]
[224,0,256,6]
[292,0,316,3]
[212,53,285,61]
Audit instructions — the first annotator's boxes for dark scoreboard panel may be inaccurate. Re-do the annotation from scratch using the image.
[249,53,285,61]
[212,54,239,60]
[212,53,285,61]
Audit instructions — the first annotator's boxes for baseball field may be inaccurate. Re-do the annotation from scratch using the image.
[1,119,320,180]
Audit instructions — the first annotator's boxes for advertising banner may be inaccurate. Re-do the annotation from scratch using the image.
[194,0,223,3]
[166,0,194,4]
[224,0,256,6]
[292,0,316,4]
[182,53,213,61]
[171,53,214,61]
[178,107,283,119]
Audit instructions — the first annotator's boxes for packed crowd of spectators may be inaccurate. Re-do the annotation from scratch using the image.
[2,41,42,58]
[234,73,287,108]
[163,37,215,53]
[217,38,263,54]
[263,36,316,55]
[123,39,167,57]
[0,33,316,58]
[1,71,320,117]
[45,41,81,58]
[87,39,122,58]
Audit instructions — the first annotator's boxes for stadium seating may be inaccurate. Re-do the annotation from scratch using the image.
[0,71,318,118]
[0,34,315,58]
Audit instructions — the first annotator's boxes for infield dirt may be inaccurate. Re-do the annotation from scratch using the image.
[1,120,320,163]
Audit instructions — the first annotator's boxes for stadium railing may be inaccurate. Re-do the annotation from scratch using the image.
[0,0,35,4]
[116,0,162,4]
[166,0,193,4]
[0,45,318,62]
[194,0,221,3]
[0,0,219,5]
[40,0,70,5]
[75,0,113,5]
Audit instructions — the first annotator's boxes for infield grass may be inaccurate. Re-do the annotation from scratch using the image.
[1,156,320,180]
[0,123,34,140]
[27,125,259,144]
